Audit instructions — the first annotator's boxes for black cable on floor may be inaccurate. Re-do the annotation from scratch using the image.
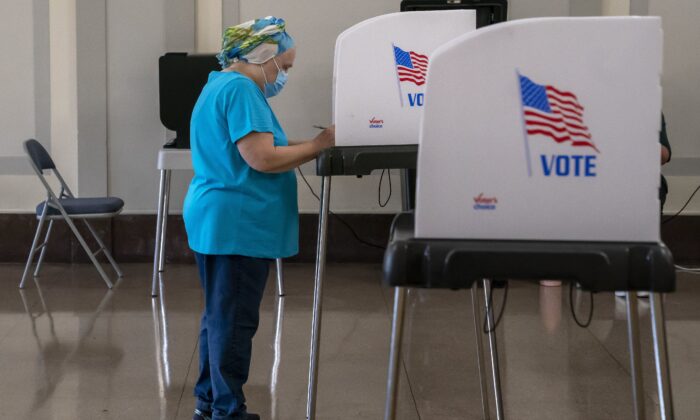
[569,282,594,328]
[378,169,392,208]
[297,167,386,250]
[662,184,700,225]
[483,280,509,334]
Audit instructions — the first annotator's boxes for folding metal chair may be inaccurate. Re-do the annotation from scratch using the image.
[19,139,124,289]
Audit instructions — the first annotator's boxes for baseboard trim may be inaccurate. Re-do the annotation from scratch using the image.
[1,213,698,265]
[0,213,394,264]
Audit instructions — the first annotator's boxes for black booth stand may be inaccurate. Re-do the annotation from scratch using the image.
[377,2,675,419]
[382,212,676,420]
[305,147,417,420]
[158,53,219,149]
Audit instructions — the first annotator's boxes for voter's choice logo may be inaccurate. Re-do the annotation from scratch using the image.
[369,117,384,129]
[392,44,428,108]
[473,193,498,211]
[517,72,600,178]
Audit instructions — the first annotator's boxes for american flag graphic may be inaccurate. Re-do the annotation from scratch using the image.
[393,45,429,86]
[519,74,599,153]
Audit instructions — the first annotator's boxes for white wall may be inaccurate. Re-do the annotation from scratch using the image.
[650,0,700,215]
[106,0,169,214]
[510,0,569,18]
[196,0,223,53]
[2,0,699,217]
[0,0,43,211]
[651,0,700,158]
[0,0,78,213]
[50,0,79,193]
[0,0,35,157]
[602,0,630,16]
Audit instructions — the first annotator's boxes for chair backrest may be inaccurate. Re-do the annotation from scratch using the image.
[24,139,56,174]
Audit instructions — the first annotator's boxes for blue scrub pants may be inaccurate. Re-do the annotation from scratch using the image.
[193,253,270,420]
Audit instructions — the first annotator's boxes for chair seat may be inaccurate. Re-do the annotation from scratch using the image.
[383,211,676,293]
[37,197,124,217]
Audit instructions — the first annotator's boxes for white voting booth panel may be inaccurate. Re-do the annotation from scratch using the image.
[333,11,476,147]
[415,17,663,243]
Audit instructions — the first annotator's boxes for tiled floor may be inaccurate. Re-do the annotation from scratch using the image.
[0,262,698,419]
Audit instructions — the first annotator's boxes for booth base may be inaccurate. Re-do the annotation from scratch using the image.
[316,145,418,176]
[384,212,676,293]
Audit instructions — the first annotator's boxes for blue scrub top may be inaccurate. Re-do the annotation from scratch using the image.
[183,71,298,258]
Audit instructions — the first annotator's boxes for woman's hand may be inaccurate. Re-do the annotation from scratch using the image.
[313,125,335,152]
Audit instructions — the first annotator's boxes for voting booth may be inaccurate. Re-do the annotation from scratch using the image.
[333,10,476,146]
[158,53,219,149]
[306,10,482,420]
[383,18,675,420]
[416,17,662,243]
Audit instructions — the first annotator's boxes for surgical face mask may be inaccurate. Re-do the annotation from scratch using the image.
[260,57,288,98]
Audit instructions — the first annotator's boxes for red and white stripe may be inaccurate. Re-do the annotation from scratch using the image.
[397,51,429,86]
[524,86,599,152]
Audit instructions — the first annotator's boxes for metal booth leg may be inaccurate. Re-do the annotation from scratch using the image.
[306,175,331,420]
[626,292,646,420]
[384,169,414,420]
[384,287,408,420]
[472,281,492,420]
[271,290,286,419]
[152,169,168,297]
[158,169,172,272]
[650,293,674,420]
[275,258,285,297]
[483,279,505,420]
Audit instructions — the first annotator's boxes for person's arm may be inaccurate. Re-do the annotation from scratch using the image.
[237,126,335,173]
[661,145,670,165]
[286,138,311,146]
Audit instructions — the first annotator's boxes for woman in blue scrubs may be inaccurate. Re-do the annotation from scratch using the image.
[183,17,335,420]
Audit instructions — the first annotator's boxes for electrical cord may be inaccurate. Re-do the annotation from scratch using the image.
[483,280,509,333]
[662,185,700,272]
[378,169,392,207]
[569,282,594,328]
[675,264,700,274]
[297,167,386,250]
[662,184,700,225]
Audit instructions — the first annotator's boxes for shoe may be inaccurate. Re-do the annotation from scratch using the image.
[615,291,650,298]
[193,410,259,420]
[539,280,562,287]
[193,409,212,420]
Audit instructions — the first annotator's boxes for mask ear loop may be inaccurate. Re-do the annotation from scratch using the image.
[260,57,282,85]
[259,64,270,85]
[273,57,281,73]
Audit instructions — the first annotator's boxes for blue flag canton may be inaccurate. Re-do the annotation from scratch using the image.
[519,75,551,113]
[393,46,414,69]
